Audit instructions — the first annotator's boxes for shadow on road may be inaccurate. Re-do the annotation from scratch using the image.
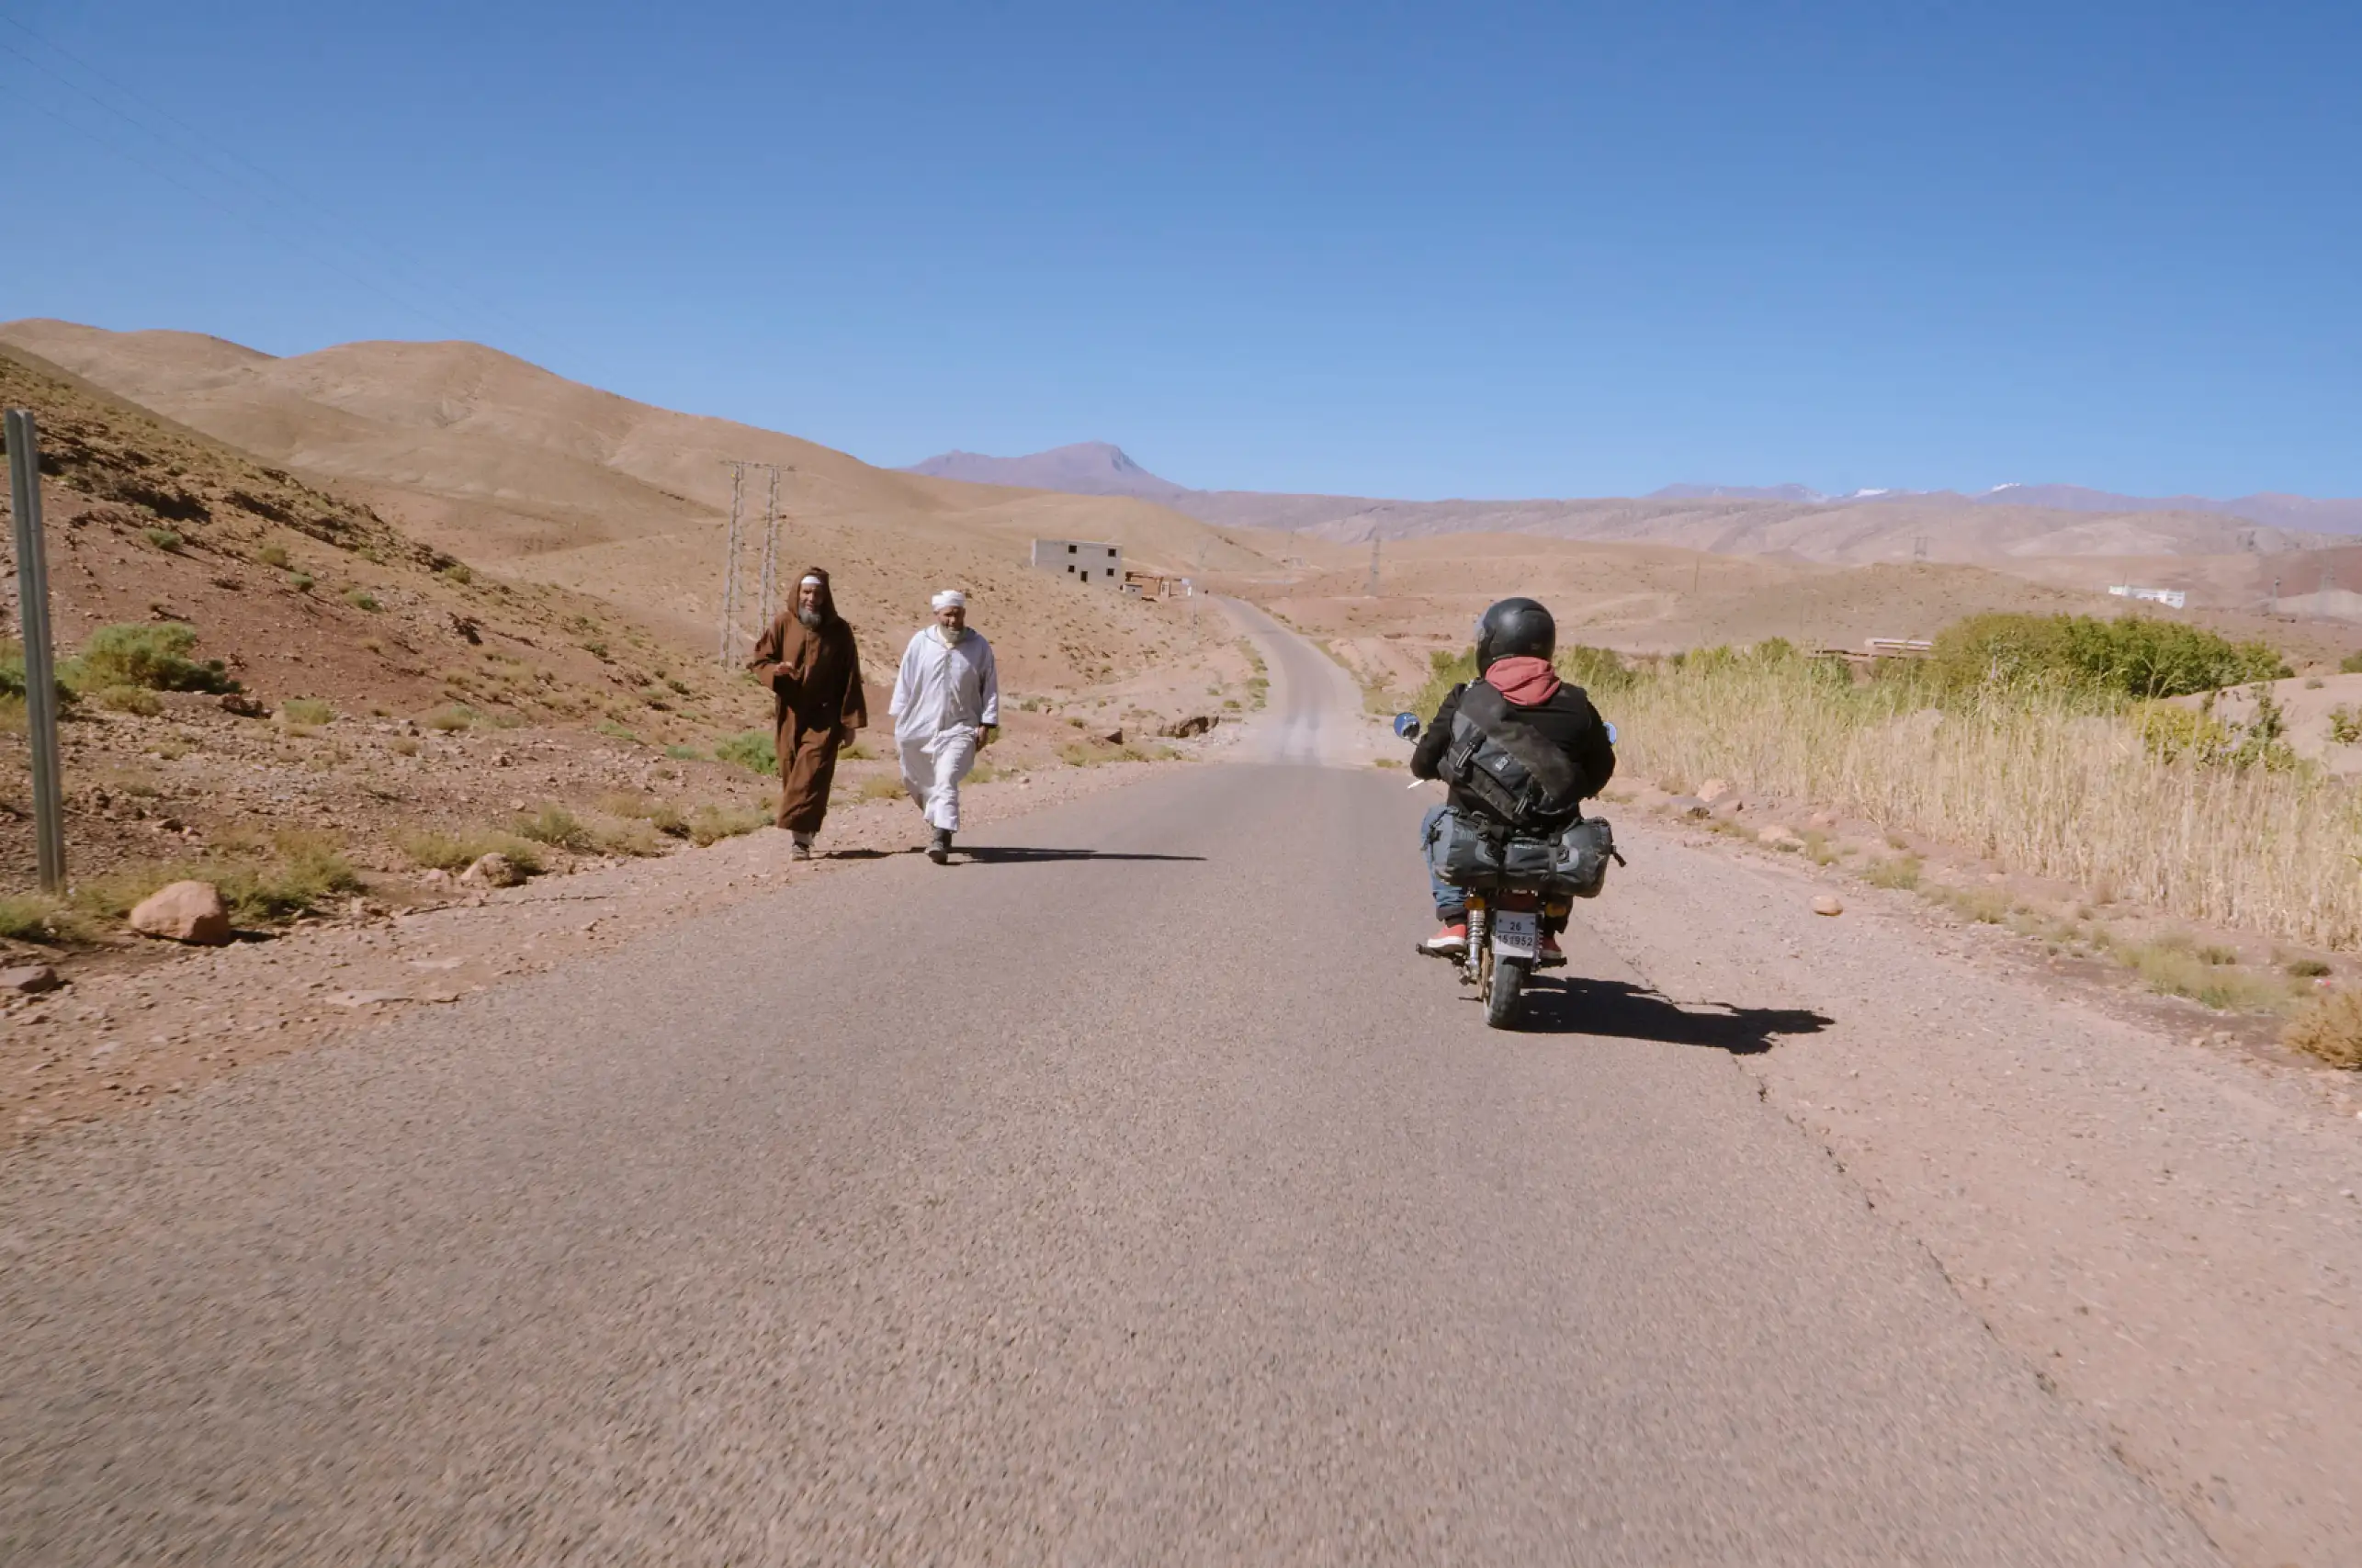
[956,846,1208,864]
[1520,976,1833,1055]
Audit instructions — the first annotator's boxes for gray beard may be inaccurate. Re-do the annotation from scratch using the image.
[796,607,823,629]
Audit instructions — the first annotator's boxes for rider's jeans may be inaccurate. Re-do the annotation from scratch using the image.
[1420,803,1465,922]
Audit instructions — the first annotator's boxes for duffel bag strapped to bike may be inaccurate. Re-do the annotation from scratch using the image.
[1440,682,1588,829]
[1427,807,1623,896]
[1555,816,1616,899]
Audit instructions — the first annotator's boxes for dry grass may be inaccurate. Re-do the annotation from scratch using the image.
[2284,991,2362,1068]
[398,825,546,875]
[854,774,910,804]
[73,830,364,926]
[1611,656,2362,951]
[688,803,769,846]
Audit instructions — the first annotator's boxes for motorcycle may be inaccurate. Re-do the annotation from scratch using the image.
[1395,711,1620,1030]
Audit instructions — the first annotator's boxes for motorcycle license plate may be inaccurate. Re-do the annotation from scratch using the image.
[1492,910,1539,960]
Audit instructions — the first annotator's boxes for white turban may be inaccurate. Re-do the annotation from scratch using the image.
[800,574,824,587]
[932,590,966,611]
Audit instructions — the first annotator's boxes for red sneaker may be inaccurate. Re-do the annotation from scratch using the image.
[1536,933,1567,968]
[1419,921,1469,957]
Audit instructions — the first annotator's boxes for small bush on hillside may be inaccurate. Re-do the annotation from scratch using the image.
[257,544,291,570]
[2330,705,2362,746]
[440,561,473,584]
[2343,651,2362,675]
[2285,957,2333,978]
[280,697,335,726]
[288,572,314,592]
[688,803,768,845]
[94,684,163,716]
[1558,644,1636,694]
[63,623,237,695]
[142,527,184,552]
[0,892,88,944]
[714,729,778,775]
[1931,613,2287,700]
[2284,990,2362,1068]
[397,825,545,874]
[344,588,381,612]
[512,803,593,852]
[424,705,479,732]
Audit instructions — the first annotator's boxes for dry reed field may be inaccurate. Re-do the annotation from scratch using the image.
[1606,656,2362,953]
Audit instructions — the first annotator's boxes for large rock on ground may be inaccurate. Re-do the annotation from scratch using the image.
[1,963,61,994]
[459,852,526,888]
[130,881,232,945]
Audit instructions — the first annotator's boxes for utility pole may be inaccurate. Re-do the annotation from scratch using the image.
[716,459,784,663]
[758,465,781,629]
[6,410,66,891]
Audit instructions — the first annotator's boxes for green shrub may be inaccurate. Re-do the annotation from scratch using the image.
[663,743,704,761]
[1557,644,1636,694]
[2343,651,2362,675]
[2284,957,2333,978]
[424,705,479,732]
[0,892,88,944]
[1931,613,2287,700]
[142,527,184,552]
[344,588,381,612]
[288,572,314,592]
[440,561,473,585]
[1863,854,1923,890]
[2329,705,2362,746]
[62,622,237,694]
[257,544,292,570]
[714,729,778,775]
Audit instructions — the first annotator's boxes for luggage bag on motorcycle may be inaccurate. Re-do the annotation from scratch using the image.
[1427,808,1615,897]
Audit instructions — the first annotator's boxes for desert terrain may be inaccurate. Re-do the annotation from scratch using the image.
[6,323,2362,1566]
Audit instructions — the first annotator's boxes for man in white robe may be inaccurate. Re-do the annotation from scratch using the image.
[889,589,1000,863]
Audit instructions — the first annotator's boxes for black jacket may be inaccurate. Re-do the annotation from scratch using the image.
[1411,679,1617,826]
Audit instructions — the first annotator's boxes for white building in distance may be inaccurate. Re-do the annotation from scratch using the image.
[2108,584,2188,610]
[1032,538,1124,586]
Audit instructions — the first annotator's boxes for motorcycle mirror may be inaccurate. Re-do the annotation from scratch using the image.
[1392,712,1421,739]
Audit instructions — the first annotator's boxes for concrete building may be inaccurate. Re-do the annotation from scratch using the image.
[1031,538,1124,586]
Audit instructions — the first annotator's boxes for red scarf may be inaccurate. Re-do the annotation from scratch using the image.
[1485,655,1561,707]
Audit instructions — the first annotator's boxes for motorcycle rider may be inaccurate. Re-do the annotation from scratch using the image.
[1410,597,1617,966]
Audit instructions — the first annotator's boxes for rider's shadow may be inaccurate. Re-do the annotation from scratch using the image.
[1518,976,1832,1055]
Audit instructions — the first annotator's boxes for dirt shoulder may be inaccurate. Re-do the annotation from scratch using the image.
[1,753,1196,1151]
[1568,797,2362,1568]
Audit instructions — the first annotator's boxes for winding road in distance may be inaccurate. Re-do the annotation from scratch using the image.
[0,605,2221,1564]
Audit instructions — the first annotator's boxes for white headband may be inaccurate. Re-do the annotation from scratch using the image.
[932,590,966,611]
[800,574,823,587]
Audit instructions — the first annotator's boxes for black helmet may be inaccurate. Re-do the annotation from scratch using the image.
[1475,597,1555,672]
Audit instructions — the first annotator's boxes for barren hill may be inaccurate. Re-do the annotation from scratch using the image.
[898,444,2350,570]
[0,321,1275,684]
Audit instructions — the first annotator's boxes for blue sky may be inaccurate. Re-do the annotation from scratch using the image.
[3,1,2356,499]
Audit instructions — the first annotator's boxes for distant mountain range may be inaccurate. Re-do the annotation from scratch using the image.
[898,446,2362,557]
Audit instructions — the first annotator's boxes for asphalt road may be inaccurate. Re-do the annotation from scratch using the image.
[0,616,2221,1565]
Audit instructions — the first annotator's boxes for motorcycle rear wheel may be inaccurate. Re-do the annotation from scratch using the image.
[1485,955,1530,1029]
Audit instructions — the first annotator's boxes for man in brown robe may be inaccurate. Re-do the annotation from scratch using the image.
[748,568,866,859]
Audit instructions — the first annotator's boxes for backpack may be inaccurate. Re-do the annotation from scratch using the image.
[1441,681,1587,829]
